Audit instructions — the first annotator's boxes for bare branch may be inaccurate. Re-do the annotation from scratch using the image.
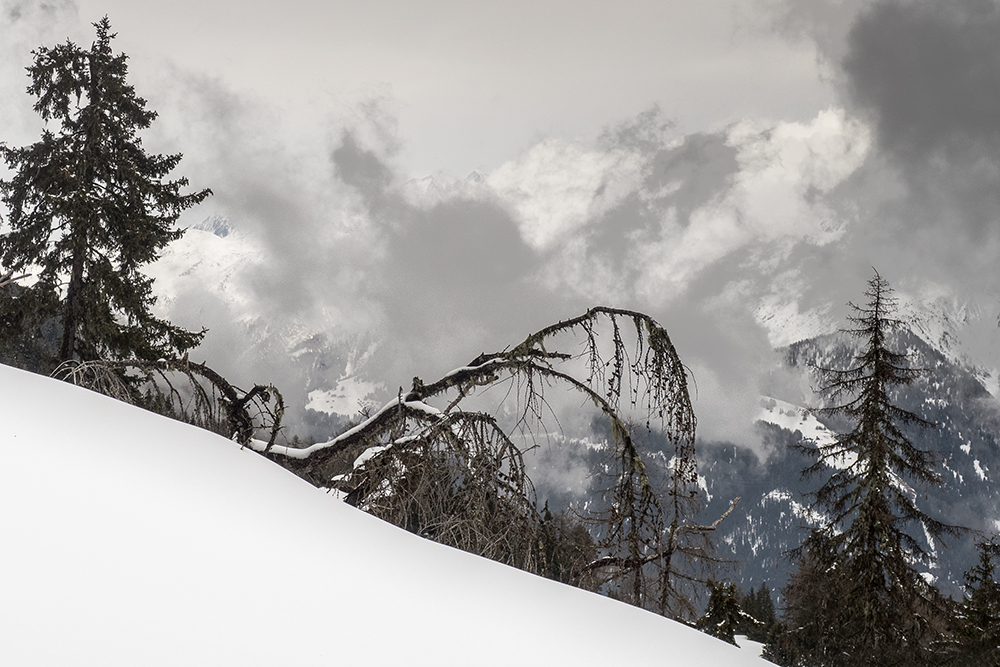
[675,496,742,536]
[580,497,741,574]
[0,272,30,288]
[52,357,284,447]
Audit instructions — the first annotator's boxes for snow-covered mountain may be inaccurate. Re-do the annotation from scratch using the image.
[0,363,770,666]
[190,212,235,238]
[706,328,1000,599]
[896,287,1000,398]
[145,217,378,439]
[401,170,491,206]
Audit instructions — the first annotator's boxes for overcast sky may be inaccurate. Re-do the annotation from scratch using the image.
[3,0,1000,449]
[73,0,834,177]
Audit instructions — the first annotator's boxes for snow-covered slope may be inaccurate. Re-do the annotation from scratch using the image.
[758,396,835,449]
[146,225,258,316]
[0,364,768,666]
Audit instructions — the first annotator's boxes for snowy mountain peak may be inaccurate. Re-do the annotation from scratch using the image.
[190,213,234,238]
[895,287,1000,397]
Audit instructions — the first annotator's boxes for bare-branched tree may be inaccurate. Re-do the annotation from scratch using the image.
[249,306,738,615]
[52,357,284,447]
[0,271,30,289]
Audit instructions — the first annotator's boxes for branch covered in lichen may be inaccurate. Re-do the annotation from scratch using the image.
[51,357,284,447]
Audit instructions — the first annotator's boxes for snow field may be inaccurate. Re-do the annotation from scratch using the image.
[0,364,769,666]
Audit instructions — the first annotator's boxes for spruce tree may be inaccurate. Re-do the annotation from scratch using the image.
[741,581,776,642]
[772,533,851,666]
[0,17,210,365]
[783,269,959,666]
[696,581,755,645]
[954,537,1000,665]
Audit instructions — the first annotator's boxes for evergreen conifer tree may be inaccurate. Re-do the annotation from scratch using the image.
[954,537,1000,665]
[782,269,959,666]
[770,533,849,666]
[741,581,776,642]
[0,17,210,365]
[696,580,754,645]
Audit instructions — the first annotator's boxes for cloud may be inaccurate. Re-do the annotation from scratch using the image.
[1,0,79,47]
[758,0,1000,341]
[0,13,893,455]
[842,0,1000,238]
[756,0,871,65]
[845,0,1000,160]
[14,4,989,457]
[138,68,574,437]
[0,0,82,147]
[145,87,809,449]
[489,107,869,309]
[479,106,877,448]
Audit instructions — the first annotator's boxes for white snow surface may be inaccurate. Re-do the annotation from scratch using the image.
[305,375,380,416]
[735,635,767,658]
[0,364,769,666]
[758,396,836,448]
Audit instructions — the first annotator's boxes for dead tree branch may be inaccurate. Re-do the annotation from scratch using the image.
[51,357,284,447]
[579,496,742,574]
[241,306,729,617]
[0,272,30,289]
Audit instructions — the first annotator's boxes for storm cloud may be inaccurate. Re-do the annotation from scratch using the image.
[845,0,1000,162]
[843,0,1000,236]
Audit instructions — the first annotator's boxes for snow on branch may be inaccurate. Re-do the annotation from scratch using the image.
[240,306,731,612]
[257,306,696,485]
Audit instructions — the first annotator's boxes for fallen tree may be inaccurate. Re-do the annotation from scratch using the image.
[249,306,739,616]
[52,357,284,447]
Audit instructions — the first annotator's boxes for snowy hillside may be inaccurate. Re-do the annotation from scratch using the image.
[0,364,769,666]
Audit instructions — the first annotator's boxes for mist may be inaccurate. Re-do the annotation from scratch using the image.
[140,76,872,452]
[3,0,1000,464]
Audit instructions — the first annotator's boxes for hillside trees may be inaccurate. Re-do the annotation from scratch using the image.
[249,306,739,616]
[778,270,960,666]
[953,536,1000,664]
[741,582,777,642]
[696,581,751,645]
[696,580,776,646]
[0,17,210,367]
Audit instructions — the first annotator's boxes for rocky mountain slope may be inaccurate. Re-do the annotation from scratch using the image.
[702,327,1000,600]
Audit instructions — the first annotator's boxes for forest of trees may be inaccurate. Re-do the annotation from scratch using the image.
[1,18,997,666]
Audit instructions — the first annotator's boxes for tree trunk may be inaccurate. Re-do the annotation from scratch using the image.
[60,51,100,363]
[60,235,86,361]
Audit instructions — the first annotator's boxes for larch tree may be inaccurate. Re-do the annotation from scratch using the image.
[0,17,210,366]
[780,269,960,667]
